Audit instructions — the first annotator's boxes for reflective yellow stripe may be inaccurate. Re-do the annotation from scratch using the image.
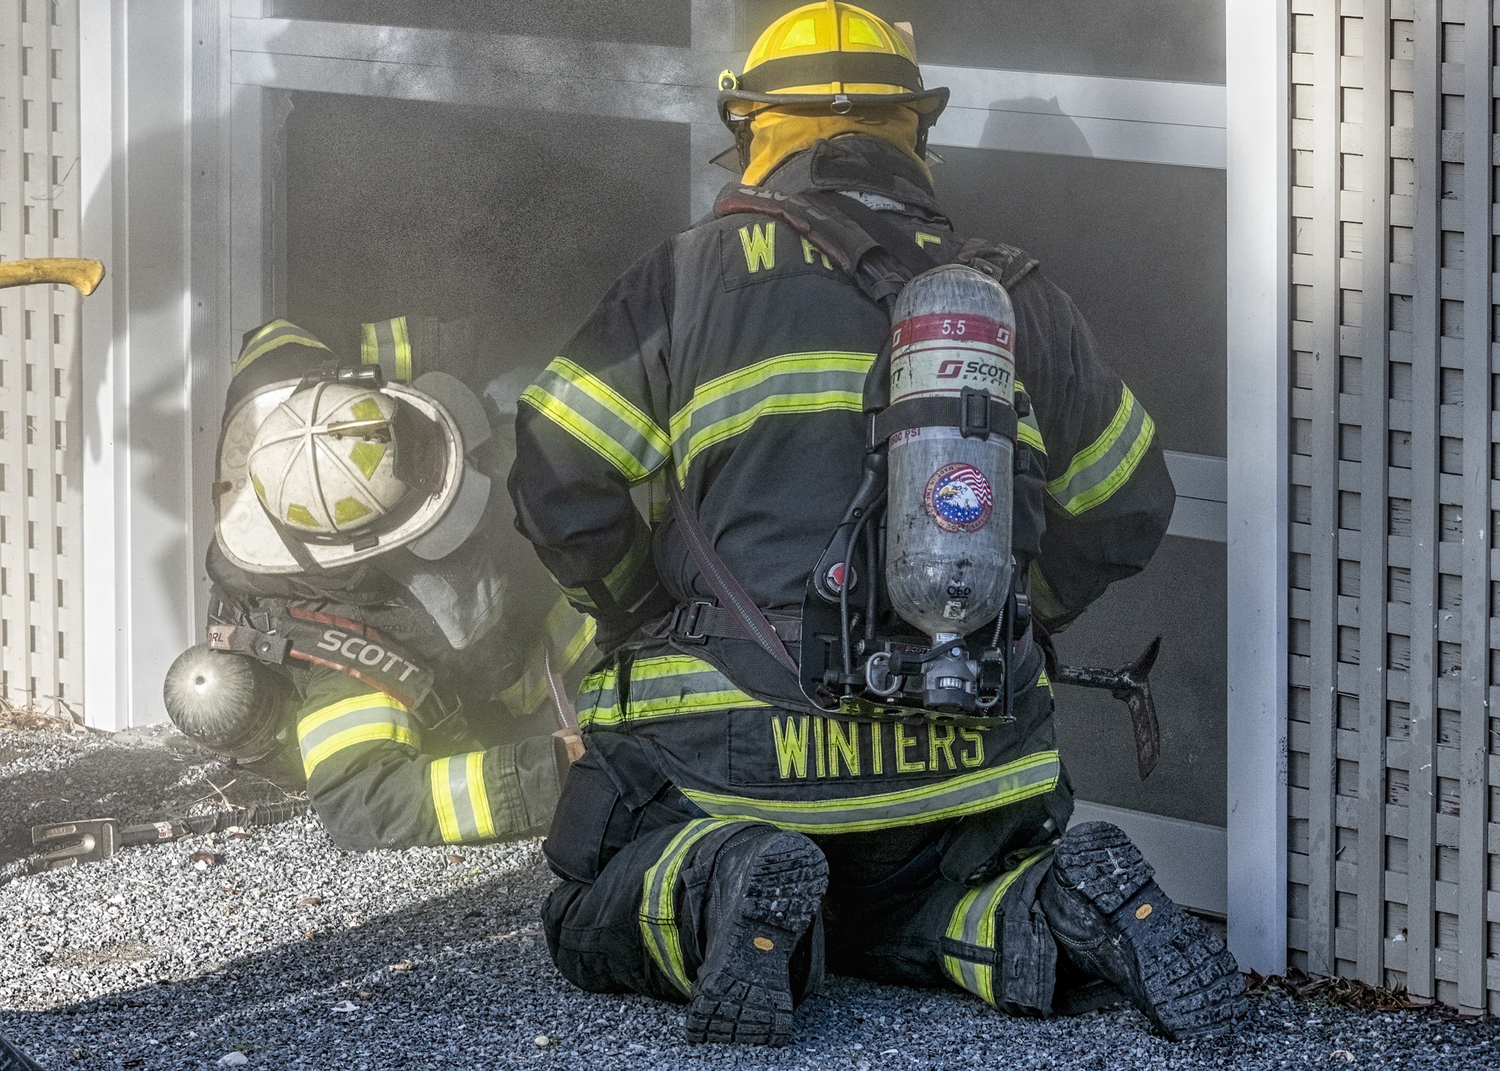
[361,321,379,365]
[429,753,497,844]
[639,819,743,994]
[1027,561,1068,627]
[465,752,495,840]
[431,757,463,842]
[577,655,770,729]
[298,691,421,779]
[498,597,599,717]
[670,351,873,481]
[521,357,670,483]
[391,316,412,382]
[1013,378,1046,455]
[941,849,1053,1004]
[677,391,863,482]
[361,317,416,383]
[233,319,331,375]
[681,750,1061,834]
[557,610,598,673]
[1047,386,1154,516]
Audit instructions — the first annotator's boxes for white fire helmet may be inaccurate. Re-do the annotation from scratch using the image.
[248,382,412,539]
[216,370,493,573]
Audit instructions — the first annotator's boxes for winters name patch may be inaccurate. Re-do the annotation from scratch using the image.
[766,714,986,782]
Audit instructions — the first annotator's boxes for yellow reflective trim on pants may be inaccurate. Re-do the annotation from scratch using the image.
[680,750,1061,834]
[941,849,1053,1005]
[429,752,496,844]
[639,819,743,995]
[1046,386,1154,516]
[233,319,331,375]
[298,692,420,779]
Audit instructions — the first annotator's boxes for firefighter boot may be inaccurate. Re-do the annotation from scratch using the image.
[1038,821,1247,1040]
[685,828,829,1046]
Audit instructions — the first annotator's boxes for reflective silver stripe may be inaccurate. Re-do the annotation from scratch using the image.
[521,358,669,483]
[1013,378,1046,455]
[575,666,622,730]
[498,597,598,717]
[629,655,771,717]
[941,848,1053,1005]
[1046,385,1155,516]
[639,819,744,995]
[670,352,873,481]
[298,693,421,779]
[680,750,1061,834]
[360,316,415,383]
[430,752,495,843]
[578,655,769,729]
[233,318,331,375]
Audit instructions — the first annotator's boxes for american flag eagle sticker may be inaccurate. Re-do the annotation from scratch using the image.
[924,463,993,533]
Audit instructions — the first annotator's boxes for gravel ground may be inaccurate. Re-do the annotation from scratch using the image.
[2,725,1498,1070]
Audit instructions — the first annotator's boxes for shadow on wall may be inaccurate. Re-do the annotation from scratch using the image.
[976,96,1093,158]
[78,111,200,710]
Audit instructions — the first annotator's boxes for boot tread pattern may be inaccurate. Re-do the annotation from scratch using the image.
[685,833,829,1047]
[1053,822,1248,1040]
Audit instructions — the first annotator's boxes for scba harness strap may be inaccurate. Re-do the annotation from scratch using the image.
[711,182,1038,296]
[208,606,436,711]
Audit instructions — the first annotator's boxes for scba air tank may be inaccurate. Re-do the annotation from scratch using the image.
[885,264,1016,641]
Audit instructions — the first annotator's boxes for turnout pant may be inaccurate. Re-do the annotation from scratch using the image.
[541,714,1073,1015]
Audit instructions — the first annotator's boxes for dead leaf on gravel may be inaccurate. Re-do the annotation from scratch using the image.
[0,696,85,734]
[189,851,220,867]
[225,827,252,840]
[446,853,465,864]
[388,959,414,972]
[1247,968,1429,1013]
[296,895,324,907]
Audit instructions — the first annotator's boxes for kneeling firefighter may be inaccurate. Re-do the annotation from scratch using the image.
[508,1,1246,1046]
[166,317,595,850]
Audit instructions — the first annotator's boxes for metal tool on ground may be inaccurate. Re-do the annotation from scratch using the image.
[28,799,311,874]
[1052,636,1162,779]
[0,256,105,295]
[0,1028,44,1071]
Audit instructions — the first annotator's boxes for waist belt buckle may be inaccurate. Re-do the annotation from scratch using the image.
[960,387,992,439]
[669,600,714,644]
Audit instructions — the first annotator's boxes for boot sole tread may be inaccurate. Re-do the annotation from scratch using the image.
[685,833,829,1047]
[1053,822,1248,1040]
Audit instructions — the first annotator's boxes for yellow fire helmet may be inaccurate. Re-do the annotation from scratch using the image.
[216,369,493,574]
[717,2,948,163]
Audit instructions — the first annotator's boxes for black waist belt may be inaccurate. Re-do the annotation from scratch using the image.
[666,599,803,645]
[868,388,1017,449]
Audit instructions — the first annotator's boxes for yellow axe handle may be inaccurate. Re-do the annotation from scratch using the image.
[0,257,106,296]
